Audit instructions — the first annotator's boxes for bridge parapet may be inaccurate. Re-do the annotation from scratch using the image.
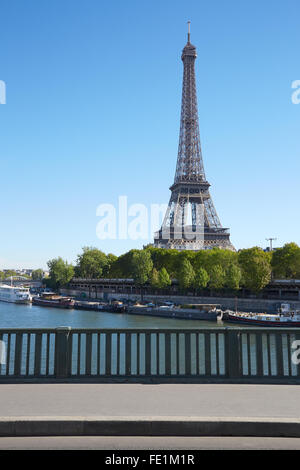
[0,327,299,383]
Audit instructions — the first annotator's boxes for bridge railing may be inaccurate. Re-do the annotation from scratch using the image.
[0,327,299,381]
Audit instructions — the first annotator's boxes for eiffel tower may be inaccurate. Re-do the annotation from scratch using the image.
[154,23,234,251]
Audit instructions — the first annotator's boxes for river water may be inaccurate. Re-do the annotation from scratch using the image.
[0,301,231,329]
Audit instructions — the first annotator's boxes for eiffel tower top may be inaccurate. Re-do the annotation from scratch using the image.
[174,22,206,184]
[181,21,197,58]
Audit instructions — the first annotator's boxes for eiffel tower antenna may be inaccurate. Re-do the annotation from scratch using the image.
[154,25,234,251]
[187,20,191,43]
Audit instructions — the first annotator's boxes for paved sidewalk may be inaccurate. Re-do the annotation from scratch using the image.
[0,383,299,437]
[0,383,299,417]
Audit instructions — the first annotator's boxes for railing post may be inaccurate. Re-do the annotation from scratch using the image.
[165,333,171,376]
[256,333,264,377]
[205,333,211,376]
[14,334,23,377]
[145,333,151,376]
[55,327,72,378]
[275,333,284,378]
[225,329,241,378]
[185,333,191,376]
[105,333,112,376]
[34,333,43,377]
[125,333,131,376]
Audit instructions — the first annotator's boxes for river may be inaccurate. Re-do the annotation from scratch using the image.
[0,301,230,329]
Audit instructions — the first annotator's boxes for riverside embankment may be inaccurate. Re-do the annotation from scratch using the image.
[61,289,300,313]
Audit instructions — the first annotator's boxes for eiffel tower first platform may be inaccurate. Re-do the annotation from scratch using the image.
[154,23,234,251]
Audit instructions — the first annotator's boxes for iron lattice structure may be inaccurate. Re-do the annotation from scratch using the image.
[154,25,234,251]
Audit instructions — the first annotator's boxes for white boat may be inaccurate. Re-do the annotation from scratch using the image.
[0,284,31,304]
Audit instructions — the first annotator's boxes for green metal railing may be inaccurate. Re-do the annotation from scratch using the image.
[0,327,299,381]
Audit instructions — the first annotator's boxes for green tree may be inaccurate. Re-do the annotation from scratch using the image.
[3,270,17,278]
[32,269,44,280]
[193,248,238,274]
[194,267,209,290]
[47,257,74,289]
[108,249,140,278]
[158,267,171,289]
[225,263,242,290]
[75,247,108,279]
[177,259,195,290]
[238,247,271,292]
[150,267,171,290]
[102,253,118,277]
[209,264,226,290]
[150,268,160,289]
[146,246,179,277]
[131,250,153,299]
[271,243,300,279]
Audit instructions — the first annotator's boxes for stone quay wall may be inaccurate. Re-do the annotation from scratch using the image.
[60,288,300,313]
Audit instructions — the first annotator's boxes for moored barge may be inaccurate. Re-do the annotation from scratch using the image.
[32,292,75,309]
[223,308,300,327]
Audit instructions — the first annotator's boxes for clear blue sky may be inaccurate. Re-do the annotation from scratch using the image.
[0,0,299,269]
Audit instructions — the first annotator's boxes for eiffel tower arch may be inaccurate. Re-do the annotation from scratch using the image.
[154,23,234,251]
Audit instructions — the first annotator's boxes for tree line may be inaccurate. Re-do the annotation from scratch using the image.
[0,269,44,281]
[44,242,300,293]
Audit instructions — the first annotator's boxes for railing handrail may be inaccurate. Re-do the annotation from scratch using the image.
[0,326,300,334]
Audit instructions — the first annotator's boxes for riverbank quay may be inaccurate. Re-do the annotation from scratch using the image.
[61,288,300,314]
[69,297,221,319]
[0,383,300,438]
